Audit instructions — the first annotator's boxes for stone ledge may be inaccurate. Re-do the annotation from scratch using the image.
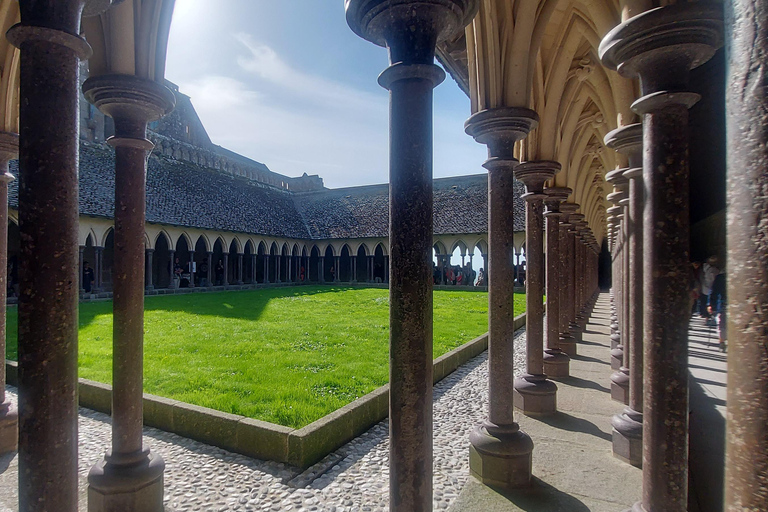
[4,313,525,469]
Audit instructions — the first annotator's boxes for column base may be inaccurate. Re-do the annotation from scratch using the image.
[88,447,165,512]
[610,345,624,370]
[543,349,570,379]
[559,334,577,357]
[0,400,18,454]
[612,408,642,468]
[570,323,583,343]
[610,368,630,404]
[514,374,557,416]
[469,421,533,489]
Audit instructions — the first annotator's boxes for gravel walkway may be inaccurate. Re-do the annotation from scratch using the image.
[2,329,526,512]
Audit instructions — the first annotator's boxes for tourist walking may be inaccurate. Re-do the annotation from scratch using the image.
[700,256,719,323]
[708,266,727,352]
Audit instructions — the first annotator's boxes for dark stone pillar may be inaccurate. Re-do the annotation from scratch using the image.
[263,254,269,284]
[346,1,477,508]
[0,134,18,454]
[145,249,154,291]
[465,107,538,488]
[514,162,560,416]
[352,256,357,282]
[7,7,92,508]
[222,252,229,286]
[543,187,571,379]
[318,256,324,283]
[167,249,175,289]
[95,246,104,291]
[251,254,257,284]
[566,212,584,343]
[601,4,722,510]
[188,250,195,288]
[724,0,768,507]
[275,253,281,283]
[237,253,243,285]
[606,174,629,403]
[367,255,373,282]
[206,251,213,287]
[334,255,340,282]
[384,255,389,283]
[606,123,644,467]
[558,203,578,356]
[82,74,174,512]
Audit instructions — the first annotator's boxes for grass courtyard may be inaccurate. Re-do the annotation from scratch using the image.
[6,286,526,428]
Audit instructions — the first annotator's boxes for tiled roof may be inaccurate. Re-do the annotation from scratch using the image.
[9,142,525,239]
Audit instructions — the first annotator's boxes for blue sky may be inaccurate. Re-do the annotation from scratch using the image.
[165,0,487,190]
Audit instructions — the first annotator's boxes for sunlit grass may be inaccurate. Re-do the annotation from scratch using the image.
[6,286,526,428]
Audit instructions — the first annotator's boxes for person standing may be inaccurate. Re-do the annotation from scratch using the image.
[83,261,94,294]
[709,266,727,352]
[700,256,719,323]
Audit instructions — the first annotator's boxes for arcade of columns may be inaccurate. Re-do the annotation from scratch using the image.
[0,1,762,512]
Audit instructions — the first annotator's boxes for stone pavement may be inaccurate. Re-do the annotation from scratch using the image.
[448,294,643,512]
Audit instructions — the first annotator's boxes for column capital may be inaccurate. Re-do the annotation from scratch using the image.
[515,161,561,198]
[543,187,571,216]
[604,123,642,162]
[465,107,539,166]
[145,248,154,254]
[82,74,175,146]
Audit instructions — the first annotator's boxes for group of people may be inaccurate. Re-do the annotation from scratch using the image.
[433,263,479,286]
[690,256,727,352]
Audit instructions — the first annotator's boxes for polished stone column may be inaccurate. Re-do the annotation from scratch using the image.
[222,253,229,286]
[187,250,195,288]
[606,174,629,404]
[95,246,104,291]
[543,187,571,378]
[514,162,560,415]
[557,203,577,356]
[7,5,92,508]
[0,134,18,454]
[465,107,538,488]
[79,246,86,293]
[346,2,477,507]
[263,255,269,284]
[145,249,154,291]
[724,0,768,507]
[567,213,584,343]
[83,74,174,512]
[207,252,213,286]
[601,4,722,510]
[606,205,623,354]
[606,123,644,467]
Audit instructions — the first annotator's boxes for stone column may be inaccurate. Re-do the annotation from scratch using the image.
[367,255,373,282]
[206,252,213,287]
[222,253,229,286]
[82,74,174,512]
[601,4,722,510]
[188,250,195,287]
[346,2,477,507]
[606,174,629,403]
[606,123,644,467]
[384,255,389,283]
[319,256,324,282]
[351,256,357,281]
[724,0,768,507]
[465,107,538,488]
[514,162,560,415]
[481,253,488,283]
[251,254,257,284]
[0,135,17,454]
[167,249,175,289]
[7,8,92,507]
[263,255,269,284]
[543,187,571,378]
[95,246,104,291]
[334,255,340,282]
[558,203,578,356]
[275,254,281,283]
[145,249,154,291]
[566,213,584,343]
[237,253,243,285]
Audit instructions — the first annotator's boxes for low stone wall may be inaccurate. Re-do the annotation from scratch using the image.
[5,313,526,469]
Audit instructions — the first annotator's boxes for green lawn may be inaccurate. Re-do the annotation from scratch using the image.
[6,286,526,428]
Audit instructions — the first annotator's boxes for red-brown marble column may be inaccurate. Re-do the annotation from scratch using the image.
[346,1,478,508]
[606,123,644,467]
[0,133,18,454]
[465,108,537,488]
[724,0,768,507]
[83,74,174,512]
[606,173,629,404]
[7,3,92,509]
[543,187,571,378]
[568,213,586,344]
[601,4,722,510]
[558,203,578,356]
[514,162,560,416]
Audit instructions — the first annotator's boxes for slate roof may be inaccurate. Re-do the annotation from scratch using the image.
[8,141,525,239]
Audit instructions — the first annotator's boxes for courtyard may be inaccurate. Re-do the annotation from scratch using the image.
[5,286,521,428]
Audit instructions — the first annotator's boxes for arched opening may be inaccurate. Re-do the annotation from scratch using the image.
[324,246,335,282]
[356,245,368,283]
[153,233,171,289]
[299,246,308,282]
[8,220,19,297]
[474,241,488,286]
[228,239,240,284]
[244,241,254,284]
[194,236,208,287]
[174,235,191,288]
[269,242,278,283]
[373,244,386,283]
[309,246,320,282]
[100,229,115,291]
[339,245,352,282]
[257,242,267,283]
[280,244,289,282]
[212,238,225,286]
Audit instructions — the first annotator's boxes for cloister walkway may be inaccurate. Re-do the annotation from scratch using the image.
[0,292,725,511]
